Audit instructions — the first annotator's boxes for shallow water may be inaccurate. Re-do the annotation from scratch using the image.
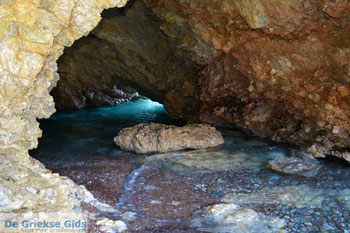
[31,99,173,165]
[30,99,350,233]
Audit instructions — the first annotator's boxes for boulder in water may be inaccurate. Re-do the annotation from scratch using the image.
[268,157,321,177]
[114,123,224,153]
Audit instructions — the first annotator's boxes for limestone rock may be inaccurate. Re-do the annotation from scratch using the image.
[268,157,321,177]
[114,123,224,153]
[190,203,286,233]
[0,153,115,214]
[0,0,127,217]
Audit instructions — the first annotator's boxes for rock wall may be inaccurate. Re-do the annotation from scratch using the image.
[0,0,127,215]
[144,0,350,161]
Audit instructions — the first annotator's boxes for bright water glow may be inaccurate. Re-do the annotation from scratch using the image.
[30,99,173,163]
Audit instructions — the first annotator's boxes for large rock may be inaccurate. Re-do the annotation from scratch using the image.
[114,123,224,153]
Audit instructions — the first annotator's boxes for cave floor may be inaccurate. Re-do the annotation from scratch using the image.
[31,99,350,233]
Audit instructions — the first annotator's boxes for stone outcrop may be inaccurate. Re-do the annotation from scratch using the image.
[143,0,350,162]
[114,123,224,153]
[54,0,215,119]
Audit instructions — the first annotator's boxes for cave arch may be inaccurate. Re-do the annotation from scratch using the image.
[52,0,209,121]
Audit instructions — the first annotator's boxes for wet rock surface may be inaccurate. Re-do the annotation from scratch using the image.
[148,148,282,172]
[268,157,321,177]
[114,123,224,153]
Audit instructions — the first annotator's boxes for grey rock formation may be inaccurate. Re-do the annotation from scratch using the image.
[114,123,224,153]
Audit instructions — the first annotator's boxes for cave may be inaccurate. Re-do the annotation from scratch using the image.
[1,0,350,232]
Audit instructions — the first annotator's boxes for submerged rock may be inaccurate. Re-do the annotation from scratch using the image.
[191,203,286,233]
[223,185,350,209]
[114,123,224,153]
[148,148,284,172]
[268,157,321,177]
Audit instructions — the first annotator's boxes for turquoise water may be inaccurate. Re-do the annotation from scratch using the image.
[30,99,173,164]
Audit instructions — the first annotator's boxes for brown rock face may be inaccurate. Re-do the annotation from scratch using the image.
[143,0,350,160]
[114,123,224,153]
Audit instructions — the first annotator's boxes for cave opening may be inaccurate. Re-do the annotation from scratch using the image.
[29,0,194,166]
[24,0,350,232]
